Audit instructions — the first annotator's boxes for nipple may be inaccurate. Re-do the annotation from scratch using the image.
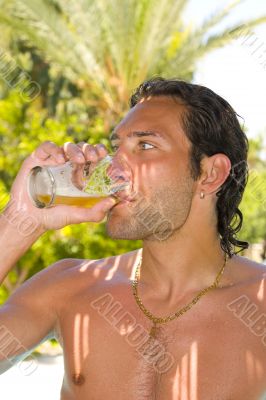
[72,373,85,386]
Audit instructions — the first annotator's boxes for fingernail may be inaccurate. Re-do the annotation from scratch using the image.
[104,198,117,210]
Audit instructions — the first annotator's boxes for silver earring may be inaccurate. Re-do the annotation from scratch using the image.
[200,191,205,199]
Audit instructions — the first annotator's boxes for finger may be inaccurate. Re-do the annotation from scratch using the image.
[95,143,108,158]
[77,143,109,162]
[75,196,117,223]
[63,142,86,164]
[55,196,117,224]
[77,143,98,162]
[33,141,65,163]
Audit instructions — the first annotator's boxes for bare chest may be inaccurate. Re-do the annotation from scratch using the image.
[56,283,266,400]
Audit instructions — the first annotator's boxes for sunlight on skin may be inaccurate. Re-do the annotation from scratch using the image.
[116,313,136,336]
[257,278,265,302]
[172,341,198,400]
[92,259,111,278]
[92,267,101,278]
[129,250,143,280]
[78,259,109,277]
[73,313,91,374]
[245,350,264,386]
[180,353,189,399]
[127,163,141,201]
[190,341,198,400]
[135,156,143,178]
[255,358,264,381]
[105,255,122,281]
[79,264,88,273]
[74,313,82,374]
[82,315,90,360]
[141,159,157,181]
[123,150,143,196]
[79,260,95,273]
[139,97,149,104]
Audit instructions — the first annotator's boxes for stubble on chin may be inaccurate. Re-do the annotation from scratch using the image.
[105,175,194,241]
[105,205,146,240]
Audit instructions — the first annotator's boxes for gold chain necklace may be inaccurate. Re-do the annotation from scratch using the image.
[132,252,228,340]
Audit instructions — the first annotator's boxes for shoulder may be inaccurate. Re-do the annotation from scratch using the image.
[226,254,266,307]
[6,258,87,308]
[41,248,141,292]
[230,254,266,281]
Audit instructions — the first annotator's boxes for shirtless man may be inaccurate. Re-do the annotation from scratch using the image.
[0,78,265,399]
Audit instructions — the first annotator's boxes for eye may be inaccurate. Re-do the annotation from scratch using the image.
[138,142,155,150]
[111,142,156,152]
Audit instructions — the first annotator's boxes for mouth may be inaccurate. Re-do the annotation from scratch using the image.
[110,197,136,210]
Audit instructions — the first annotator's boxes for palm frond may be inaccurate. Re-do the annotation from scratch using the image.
[193,0,241,38]
[160,14,266,77]
[0,0,265,114]
[197,15,266,57]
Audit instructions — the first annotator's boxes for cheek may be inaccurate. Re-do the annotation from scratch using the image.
[132,157,189,195]
[147,161,185,184]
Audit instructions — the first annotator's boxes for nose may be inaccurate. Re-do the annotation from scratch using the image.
[108,155,131,182]
[107,154,133,199]
[111,145,130,163]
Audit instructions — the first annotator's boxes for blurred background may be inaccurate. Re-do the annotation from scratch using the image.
[0,0,265,398]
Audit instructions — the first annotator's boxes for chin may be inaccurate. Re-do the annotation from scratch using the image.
[105,227,141,240]
[105,214,144,240]
[105,217,162,241]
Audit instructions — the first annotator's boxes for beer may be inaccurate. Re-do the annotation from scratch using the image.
[36,194,108,208]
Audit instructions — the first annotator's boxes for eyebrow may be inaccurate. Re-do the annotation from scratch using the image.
[109,130,165,142]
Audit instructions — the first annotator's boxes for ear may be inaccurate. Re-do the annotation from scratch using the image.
[198,154,231,196]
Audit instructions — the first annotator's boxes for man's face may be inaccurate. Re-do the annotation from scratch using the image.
[106,96,197,241]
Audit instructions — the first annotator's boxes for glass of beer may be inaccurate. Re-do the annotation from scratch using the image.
[27,155,132,208]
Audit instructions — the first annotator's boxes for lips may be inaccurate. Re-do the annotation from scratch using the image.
[110,196,136,211]
[114,188,137,202]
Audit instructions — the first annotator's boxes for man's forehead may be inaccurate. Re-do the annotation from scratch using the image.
[109,130,164,141]
[112,96,188,145]
[129,95,185,117]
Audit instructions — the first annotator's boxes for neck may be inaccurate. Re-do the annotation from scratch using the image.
[139,224,230,302]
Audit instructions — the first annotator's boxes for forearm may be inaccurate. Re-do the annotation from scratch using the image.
[0,203,44,283]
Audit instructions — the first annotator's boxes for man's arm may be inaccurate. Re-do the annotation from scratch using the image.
[0,216,44,372]
[0,247,78,374]
[0,140,116,373]
[0,210,44,282]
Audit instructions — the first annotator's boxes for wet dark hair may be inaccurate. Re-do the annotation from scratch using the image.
[130,77,249,258]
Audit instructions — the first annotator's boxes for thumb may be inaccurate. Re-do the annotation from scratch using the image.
[70,196,118,224]
[95,196,118,213]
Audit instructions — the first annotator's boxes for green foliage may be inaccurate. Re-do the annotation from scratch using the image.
[238,135,266,245]
[0,0,265,120]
